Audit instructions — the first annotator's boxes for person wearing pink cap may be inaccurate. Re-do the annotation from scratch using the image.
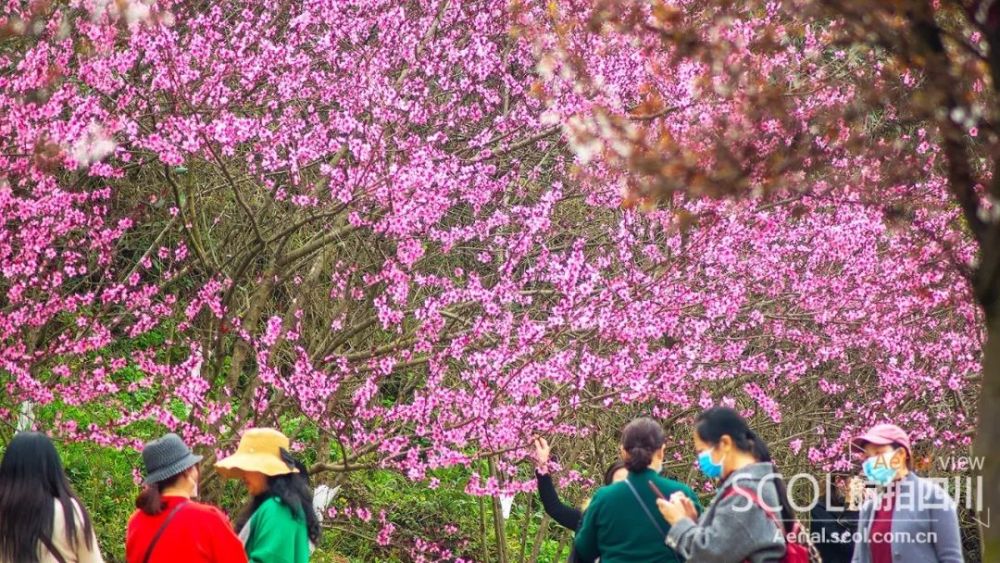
[850,423,963,563]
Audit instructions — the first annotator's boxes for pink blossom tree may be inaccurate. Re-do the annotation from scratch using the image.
[0,0,985,557]
[521,0,994,555]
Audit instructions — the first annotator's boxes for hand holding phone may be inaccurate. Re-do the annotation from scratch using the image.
[671,492,698,519]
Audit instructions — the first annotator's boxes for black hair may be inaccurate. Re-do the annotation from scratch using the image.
[602,460,628,485]
[621,418,665,473]
[135,468,191,515]
[826,486,846,508]
[0,432,95,562]
[695,407,796,533]
[235,449,320,543]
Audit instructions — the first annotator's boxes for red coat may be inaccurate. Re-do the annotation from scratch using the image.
[126,496,248,563]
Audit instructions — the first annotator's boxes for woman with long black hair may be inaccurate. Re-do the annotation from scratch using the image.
[655,407,793,562]
[215,428,319,563]
[0,432,104,563]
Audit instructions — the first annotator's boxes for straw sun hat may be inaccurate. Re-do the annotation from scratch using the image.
[215,428,299,479]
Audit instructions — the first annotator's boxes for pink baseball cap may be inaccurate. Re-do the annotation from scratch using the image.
[852,423,911,458]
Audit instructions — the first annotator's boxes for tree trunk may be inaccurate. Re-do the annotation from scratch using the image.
[976,309,1000,561]
[489,456,510,563]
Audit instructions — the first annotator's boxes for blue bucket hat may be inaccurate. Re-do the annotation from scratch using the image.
[141,433,203,485]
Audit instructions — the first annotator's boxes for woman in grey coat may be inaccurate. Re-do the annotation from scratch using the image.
[656,407,791,563]
[850,423,963,563]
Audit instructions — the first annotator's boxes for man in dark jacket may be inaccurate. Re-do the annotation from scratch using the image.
[810,478,859,563]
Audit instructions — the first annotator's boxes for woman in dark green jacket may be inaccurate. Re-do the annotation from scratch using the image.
[215,428,320,563]
[574,418,702,563]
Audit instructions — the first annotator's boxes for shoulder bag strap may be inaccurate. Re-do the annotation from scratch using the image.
[142,501,189,563]
[723,486,788,563]
[623,479,666,537]
[38,534,67,563]
[723,486,786,530]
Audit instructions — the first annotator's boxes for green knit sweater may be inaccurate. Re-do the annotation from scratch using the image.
[574,469,702,563]
[245,497,310,563]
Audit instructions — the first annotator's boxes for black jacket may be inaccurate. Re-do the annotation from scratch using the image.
[536,471,585,562]
[809,502,859,563]
[536,471,582,530]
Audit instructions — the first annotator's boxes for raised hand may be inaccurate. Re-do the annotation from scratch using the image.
[533,437,552,473]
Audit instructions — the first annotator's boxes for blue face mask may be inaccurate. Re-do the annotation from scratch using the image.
[862,449,898,486]
[697,447,725,479]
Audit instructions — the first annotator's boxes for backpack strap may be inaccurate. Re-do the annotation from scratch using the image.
[724,486,821,563]
[723,486,785,532]
[38,534,67,563]
[623,479,666,537]
[142,500,189,563]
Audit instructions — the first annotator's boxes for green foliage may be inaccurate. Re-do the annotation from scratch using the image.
[57,441,139,563]
[325,466,480,561]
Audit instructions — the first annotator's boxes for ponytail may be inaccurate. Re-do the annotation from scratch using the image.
[621,418,665,473]
[135,472,184,515]
[744,429,771,463]
[624,447,654,472]
[696,408,796,533]
[135,484,165,515]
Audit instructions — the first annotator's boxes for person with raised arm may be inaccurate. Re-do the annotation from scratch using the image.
[532,437,628,531]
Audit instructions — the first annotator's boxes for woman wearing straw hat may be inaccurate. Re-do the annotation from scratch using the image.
[215,428,319,563]
[126,433,247,563]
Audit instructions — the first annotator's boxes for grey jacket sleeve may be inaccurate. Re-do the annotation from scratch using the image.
[928,489,964,563]
[851,501,871,563]
[665,493,785,563]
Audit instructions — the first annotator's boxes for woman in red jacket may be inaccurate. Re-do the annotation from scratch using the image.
[126,433,247,563]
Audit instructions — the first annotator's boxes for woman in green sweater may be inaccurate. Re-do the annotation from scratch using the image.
[574,418,702,563]
[215,428,319,563]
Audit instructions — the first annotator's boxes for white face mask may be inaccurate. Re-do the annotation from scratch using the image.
[862,449,899,486]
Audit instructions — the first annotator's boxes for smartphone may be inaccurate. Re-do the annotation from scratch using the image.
[647,481,667,500]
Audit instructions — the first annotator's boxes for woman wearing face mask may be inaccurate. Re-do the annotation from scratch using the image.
[808,475,860,563]
[126,433,247,563]
[215,428,319,563]
[655,407,794,563]
[573,418,701,563]
[850,424,962,563]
